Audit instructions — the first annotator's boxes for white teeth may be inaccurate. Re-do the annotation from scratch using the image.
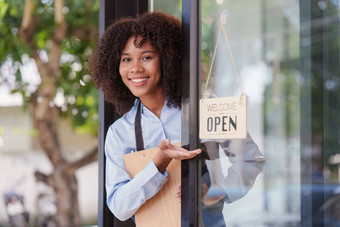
[131,78,148,83]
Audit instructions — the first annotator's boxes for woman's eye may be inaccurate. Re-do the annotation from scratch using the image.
[142,56,152,61]
[121,58,131,62]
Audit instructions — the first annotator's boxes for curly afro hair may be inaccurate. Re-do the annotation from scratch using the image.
[90,12,182,115]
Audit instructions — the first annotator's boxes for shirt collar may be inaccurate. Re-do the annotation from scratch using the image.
[136,98,169,115]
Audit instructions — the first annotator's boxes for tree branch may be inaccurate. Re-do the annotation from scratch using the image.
[19,0,40,58]
[72,26,98,42]
[67,145,98,172]
[50,0,68,73]
[34,171,55,187]
[54,0,65,24]
[21,0,33,30]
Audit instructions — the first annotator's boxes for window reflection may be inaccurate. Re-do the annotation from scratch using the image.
[200,134,265,226]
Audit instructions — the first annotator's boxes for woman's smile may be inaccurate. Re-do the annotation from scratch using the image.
[129,76,150,85]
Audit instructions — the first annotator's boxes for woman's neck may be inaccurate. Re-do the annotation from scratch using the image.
[140,93,166,118]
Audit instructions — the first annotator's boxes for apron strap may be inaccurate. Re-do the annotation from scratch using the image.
[135,100,145,151]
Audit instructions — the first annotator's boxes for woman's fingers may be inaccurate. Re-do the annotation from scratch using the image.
[158,139,172,150]
[168,145,201,159]
[159,139,202,160]
[183,148,202,159]
[176,185,181,202]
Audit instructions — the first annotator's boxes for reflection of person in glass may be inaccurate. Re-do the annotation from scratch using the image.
[90,12,201,223]
[199,135,265,226]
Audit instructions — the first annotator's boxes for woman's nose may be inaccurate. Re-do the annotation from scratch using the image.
[130,61,144,73]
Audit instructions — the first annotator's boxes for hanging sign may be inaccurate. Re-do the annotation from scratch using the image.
[200,11,247,139]
[199,95,247,139]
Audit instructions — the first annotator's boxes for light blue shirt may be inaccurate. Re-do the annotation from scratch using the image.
[105,98,265,224]
[105,99,181,221]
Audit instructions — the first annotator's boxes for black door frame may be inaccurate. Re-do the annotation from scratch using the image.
[181,0,202,226]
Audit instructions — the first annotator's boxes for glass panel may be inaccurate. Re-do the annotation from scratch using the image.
[148,0,182,19]
[201,0,340,226]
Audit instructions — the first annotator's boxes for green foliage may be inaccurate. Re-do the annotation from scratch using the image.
[0,0,26,62]
[0,0,99,136]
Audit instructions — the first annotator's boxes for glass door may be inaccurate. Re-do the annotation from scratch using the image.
[199,0,340,226]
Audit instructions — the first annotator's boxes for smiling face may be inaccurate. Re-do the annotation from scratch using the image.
[119,36,163,103]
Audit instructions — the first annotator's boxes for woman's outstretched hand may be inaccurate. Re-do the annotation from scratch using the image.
[154,139,201,173]
[158,139,202,160]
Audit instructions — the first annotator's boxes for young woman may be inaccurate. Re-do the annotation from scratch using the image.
[90,12,201,221]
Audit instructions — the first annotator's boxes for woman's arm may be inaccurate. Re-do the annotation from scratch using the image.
[105,128,169,221]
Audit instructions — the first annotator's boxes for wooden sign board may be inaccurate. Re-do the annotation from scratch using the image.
[124,142,181,227]
[199,95,247,139]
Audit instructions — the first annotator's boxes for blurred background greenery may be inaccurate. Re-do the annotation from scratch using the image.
[0,0,99,226]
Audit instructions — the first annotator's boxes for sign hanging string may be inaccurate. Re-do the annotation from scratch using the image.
[203,11,244,99]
